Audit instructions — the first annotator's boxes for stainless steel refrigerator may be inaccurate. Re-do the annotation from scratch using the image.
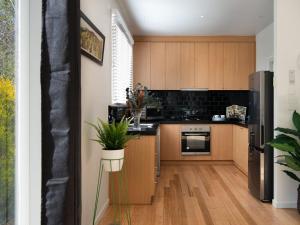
[248,71,274,202]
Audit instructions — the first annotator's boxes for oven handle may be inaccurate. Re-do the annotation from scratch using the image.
[182,133,210,136]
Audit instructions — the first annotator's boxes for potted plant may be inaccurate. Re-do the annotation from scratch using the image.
[268,111,300,213]
[88,117,133,172]
[126,83,159,130]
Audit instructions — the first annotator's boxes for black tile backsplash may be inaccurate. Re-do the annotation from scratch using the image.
[150,90,249,120]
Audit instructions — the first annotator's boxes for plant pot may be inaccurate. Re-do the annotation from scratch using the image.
[298,184,300,214]
[101,149,124,172]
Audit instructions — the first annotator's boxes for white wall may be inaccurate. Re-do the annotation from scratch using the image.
[256,23,274,71]
[273,0,300,208]
[80,0,121,224]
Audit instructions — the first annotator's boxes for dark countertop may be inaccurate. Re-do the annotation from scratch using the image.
[127,120,248,136]
[159,120,248,128]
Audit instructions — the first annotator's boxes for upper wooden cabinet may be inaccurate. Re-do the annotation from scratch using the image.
[150,42,166,89]
[133,36,256,90]
[209,43,224,90]
[237,43,256,90]
[165,43,181,90]
[133,42,151,87]
[224,43,238,90]
[195,43,209,88]
[180,43,195,88]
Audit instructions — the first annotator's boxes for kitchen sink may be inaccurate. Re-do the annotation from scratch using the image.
[129,123,154,128]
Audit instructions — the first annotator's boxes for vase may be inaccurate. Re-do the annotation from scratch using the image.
[101,149,124,172]
[298,184,300,214]
[132,109,142,130]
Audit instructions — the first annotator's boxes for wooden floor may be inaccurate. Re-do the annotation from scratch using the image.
[99,164,300,225]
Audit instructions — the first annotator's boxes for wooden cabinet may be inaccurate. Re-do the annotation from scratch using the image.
[237,43,256,90]
[223,43,238,90]
[209,43,224,90]
[150,42,166,89]
[133,42,150,87]
[211,125,233,160]
[110,135,157,204]
[180,43,195,88]
[166,43,181,90]
[133,37,255,90]
[233,126,249,174]
[195,43,209,88]
[160,124,181,160]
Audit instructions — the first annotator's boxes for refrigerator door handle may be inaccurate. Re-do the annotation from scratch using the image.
[260,125,264,148]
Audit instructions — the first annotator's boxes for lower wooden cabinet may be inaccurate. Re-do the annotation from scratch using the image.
[110,135,157,204]
[211,125,233,160]
[160,124,181,160]
[233,126,249,174]
[160,124,234,161]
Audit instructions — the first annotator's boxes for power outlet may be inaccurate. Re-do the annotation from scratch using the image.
[289,69,296,84]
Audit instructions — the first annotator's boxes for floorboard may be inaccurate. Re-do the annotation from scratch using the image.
[99,164,300,225]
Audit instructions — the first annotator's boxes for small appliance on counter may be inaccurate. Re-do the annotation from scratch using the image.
[226,105,247,121]
[211,115,226,121]
[108,103,130,123]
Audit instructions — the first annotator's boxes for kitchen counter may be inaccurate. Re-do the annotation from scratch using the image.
[127,120,247,136]
[158,120,248,128]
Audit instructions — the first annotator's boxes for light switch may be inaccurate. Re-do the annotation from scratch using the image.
[289,70,296,84]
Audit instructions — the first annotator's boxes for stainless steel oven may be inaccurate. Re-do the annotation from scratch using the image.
[181,125,211,155]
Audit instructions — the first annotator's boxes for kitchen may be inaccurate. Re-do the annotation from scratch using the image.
[79,0,300,224]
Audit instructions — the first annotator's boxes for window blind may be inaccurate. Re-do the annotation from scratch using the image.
[111,10,133,104]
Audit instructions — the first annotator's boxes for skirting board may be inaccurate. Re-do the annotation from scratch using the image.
[272,199,297,208]
[95,198,110,224]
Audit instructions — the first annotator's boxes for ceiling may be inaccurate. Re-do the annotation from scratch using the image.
[117,0,274,36]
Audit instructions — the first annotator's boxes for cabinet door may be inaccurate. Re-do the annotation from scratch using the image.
[160,124,181,160]
[166,43,181,90]
[209,43,224,90]
[237,43,255,90]
[233,126,249,174]
[211,125,233,160]
[180,43,195,88]
[195,43,209,88]
[224,43,238,90]
[110,136,156,204]
[150,42,166,90]
[133,42,151,87]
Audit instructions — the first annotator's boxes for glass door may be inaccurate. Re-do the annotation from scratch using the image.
[0,0,16,224]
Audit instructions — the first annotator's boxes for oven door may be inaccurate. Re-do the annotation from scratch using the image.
[181,132,210,155]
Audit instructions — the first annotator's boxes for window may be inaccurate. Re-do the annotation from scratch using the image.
[111,9,134,104]
[0,0,16,224]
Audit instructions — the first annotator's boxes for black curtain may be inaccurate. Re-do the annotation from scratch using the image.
[41,0,81,224]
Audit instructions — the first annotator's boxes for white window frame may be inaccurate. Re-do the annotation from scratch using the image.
[16,0,42,224]
[111,9,134,104]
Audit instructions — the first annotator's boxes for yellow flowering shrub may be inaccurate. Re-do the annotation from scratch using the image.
[0,76,15,222]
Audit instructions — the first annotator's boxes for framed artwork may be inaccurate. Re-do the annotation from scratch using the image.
[80,11,105,65]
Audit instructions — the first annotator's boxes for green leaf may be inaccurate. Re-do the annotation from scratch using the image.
[87,116,134,150]
[276,162,288,167]
[283,170,300,183]
[268,142,296,154]
[284,155,300,171]
[275,127,300,138]
[292,111,300,132]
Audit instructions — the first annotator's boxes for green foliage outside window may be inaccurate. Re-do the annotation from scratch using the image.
[0,0,16,224]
